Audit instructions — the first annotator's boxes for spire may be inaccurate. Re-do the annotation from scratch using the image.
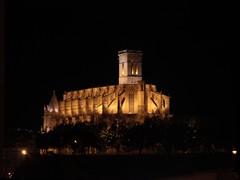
[47,90,59,113]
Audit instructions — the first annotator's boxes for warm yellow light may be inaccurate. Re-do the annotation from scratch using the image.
[136,67,138,75]
[232,150,237,155]
[74,140,77,144]
[122,63,124,76]
[21,149,27,155]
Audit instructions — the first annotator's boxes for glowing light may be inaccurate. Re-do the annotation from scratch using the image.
[122,63,124,76]
[74,140,77,144]
[8,172,12,178]
[232,150,237,155]
[21,149,27,155]
[136,67,138,75]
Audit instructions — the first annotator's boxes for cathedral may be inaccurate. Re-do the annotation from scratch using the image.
[43,50,171,132]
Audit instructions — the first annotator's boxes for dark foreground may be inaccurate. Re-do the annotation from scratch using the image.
[10,153,238,180]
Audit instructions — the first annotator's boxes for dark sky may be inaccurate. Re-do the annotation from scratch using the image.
[5,1,234,132]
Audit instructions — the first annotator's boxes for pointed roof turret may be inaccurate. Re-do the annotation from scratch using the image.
[47,91,59,113]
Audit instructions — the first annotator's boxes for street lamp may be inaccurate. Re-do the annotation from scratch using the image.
[21,149,27,155]
[21,149,28,162]
[232,149,237,155]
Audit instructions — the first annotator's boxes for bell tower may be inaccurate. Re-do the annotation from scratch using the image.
[118,50,143,84]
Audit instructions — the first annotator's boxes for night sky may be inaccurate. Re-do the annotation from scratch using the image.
[5,1,234,133]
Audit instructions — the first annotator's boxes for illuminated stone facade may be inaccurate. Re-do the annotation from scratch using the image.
[43,50,171,132]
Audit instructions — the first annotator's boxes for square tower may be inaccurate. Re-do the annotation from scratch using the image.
[118,50,143,84]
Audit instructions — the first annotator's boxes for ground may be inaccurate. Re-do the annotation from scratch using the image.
[11,153,238,179]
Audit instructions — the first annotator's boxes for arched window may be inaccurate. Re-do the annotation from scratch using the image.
[122,62,124,76]
[162,98,165,108]
[131,62,134,75]
[135,64,138,75]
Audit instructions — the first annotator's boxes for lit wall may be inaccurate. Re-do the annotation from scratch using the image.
[43,82,170,131]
